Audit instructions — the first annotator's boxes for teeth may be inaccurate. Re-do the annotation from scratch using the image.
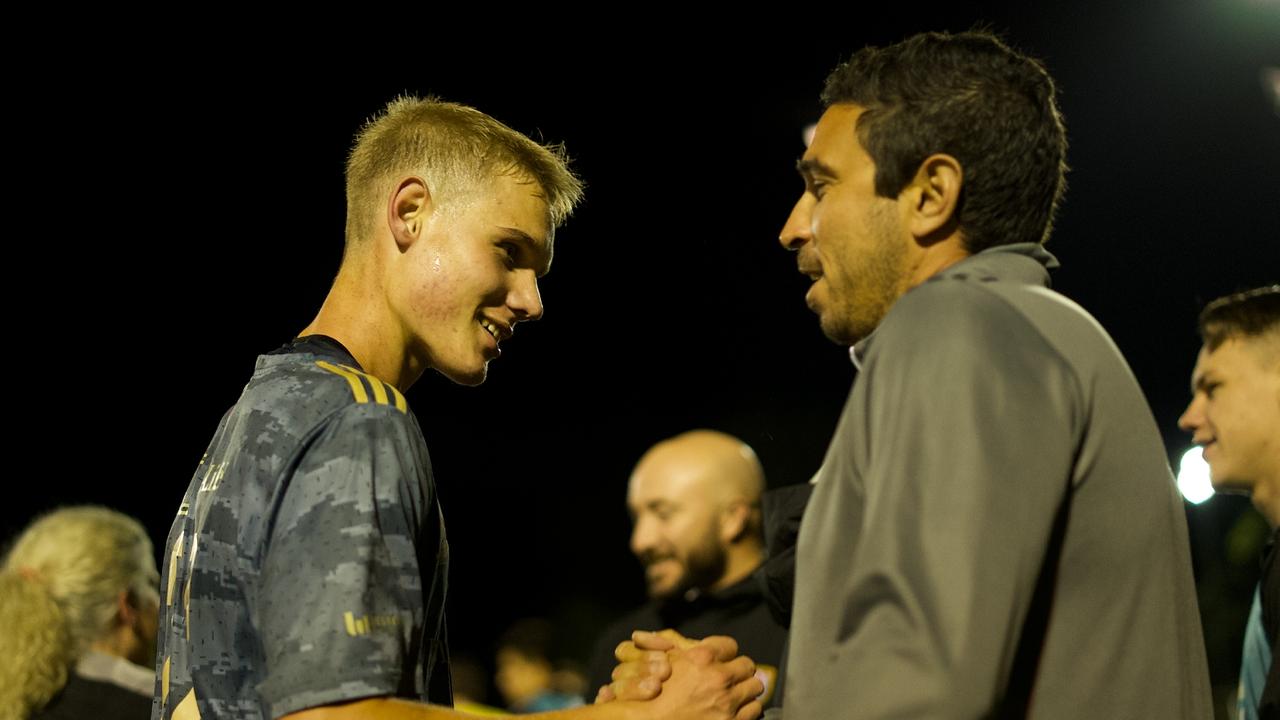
[480,320,499,340]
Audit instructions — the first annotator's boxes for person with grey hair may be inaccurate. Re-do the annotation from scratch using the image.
[1179,286,1280,719]
[153,96,763,720]
[0,506,160,720]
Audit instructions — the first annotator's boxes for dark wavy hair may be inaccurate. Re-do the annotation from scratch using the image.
[822,30,1068,253]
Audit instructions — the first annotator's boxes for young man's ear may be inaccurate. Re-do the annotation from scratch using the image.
[902,153,962,243]
[389,176,434,251]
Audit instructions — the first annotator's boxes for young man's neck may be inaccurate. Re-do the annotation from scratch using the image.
[1252,474,1280,529]
[300,265,423,391]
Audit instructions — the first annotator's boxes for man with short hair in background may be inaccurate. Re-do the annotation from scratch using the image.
[1179,286,1280,719]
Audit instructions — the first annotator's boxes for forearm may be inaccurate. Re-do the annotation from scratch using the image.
[282,697,648,720]
[281,697,461,719]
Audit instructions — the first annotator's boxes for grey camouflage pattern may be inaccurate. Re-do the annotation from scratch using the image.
[152,347,450,719]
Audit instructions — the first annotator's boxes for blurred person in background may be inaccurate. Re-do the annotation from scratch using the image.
[1179,286,1280,719]
[588,430,786,706]
[497,618,585,713]
[0,506,160,720]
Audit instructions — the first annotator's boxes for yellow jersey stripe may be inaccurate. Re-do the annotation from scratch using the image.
[339,363,408,414]
[317,361,369,404]
[317,360,406,414]
[351,366,388,405]
[386,383,407,413]
[166,530,183,607]
[172,688,200,719]
[184,534,198,641]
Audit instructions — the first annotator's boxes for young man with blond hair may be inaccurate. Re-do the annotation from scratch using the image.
[153,97,763,720]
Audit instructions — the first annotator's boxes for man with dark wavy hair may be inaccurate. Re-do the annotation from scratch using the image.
[620,30,1212,719]
[774,30,1211,719]
[1179,286,1280,720]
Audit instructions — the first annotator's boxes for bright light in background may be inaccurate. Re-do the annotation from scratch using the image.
[1177,447,1215,504]
[803,123,817,148]
[1264,67,1280,115]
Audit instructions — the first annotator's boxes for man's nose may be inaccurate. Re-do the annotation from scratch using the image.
[1178,396,1203,433]
[779,196,813,252]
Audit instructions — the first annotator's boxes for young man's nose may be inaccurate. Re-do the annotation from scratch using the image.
[1177,397,1203,433]
[511,271,544,322]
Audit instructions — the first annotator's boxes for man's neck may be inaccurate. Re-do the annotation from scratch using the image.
[905,237,971,290]
[708,547,765,593]
[1252,474,1280,529]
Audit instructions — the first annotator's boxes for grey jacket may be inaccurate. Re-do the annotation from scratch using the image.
[781,245,1212,719]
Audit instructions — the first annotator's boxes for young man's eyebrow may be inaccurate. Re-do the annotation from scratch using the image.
[498,226,553,276]
[1191,372,1215,395]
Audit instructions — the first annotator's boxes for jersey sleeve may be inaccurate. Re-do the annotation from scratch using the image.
[255,402,433,718]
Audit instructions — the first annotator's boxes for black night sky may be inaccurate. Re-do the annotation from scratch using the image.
[12,2,1279,711]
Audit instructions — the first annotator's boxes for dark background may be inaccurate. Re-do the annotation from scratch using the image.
[9,2,1279,714]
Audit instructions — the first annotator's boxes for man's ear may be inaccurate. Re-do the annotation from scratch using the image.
[720,501,751,544]
[901,153,962,243]
[389,176,434,252]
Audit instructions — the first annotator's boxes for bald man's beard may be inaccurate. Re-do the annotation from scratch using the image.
[645,525,728,601]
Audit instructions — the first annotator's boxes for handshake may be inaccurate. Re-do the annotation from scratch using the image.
[594,629,767,720]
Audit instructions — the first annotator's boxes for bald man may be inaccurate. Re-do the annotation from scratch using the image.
[587,431,788,706]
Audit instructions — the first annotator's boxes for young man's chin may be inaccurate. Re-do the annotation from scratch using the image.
[441,362,489,387]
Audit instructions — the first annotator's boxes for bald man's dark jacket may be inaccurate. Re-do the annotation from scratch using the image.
[587,572,787,706]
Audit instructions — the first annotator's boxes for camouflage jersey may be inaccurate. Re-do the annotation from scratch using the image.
[153,336,451,719]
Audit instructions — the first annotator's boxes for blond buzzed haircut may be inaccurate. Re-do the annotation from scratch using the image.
[345,96,584,247]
